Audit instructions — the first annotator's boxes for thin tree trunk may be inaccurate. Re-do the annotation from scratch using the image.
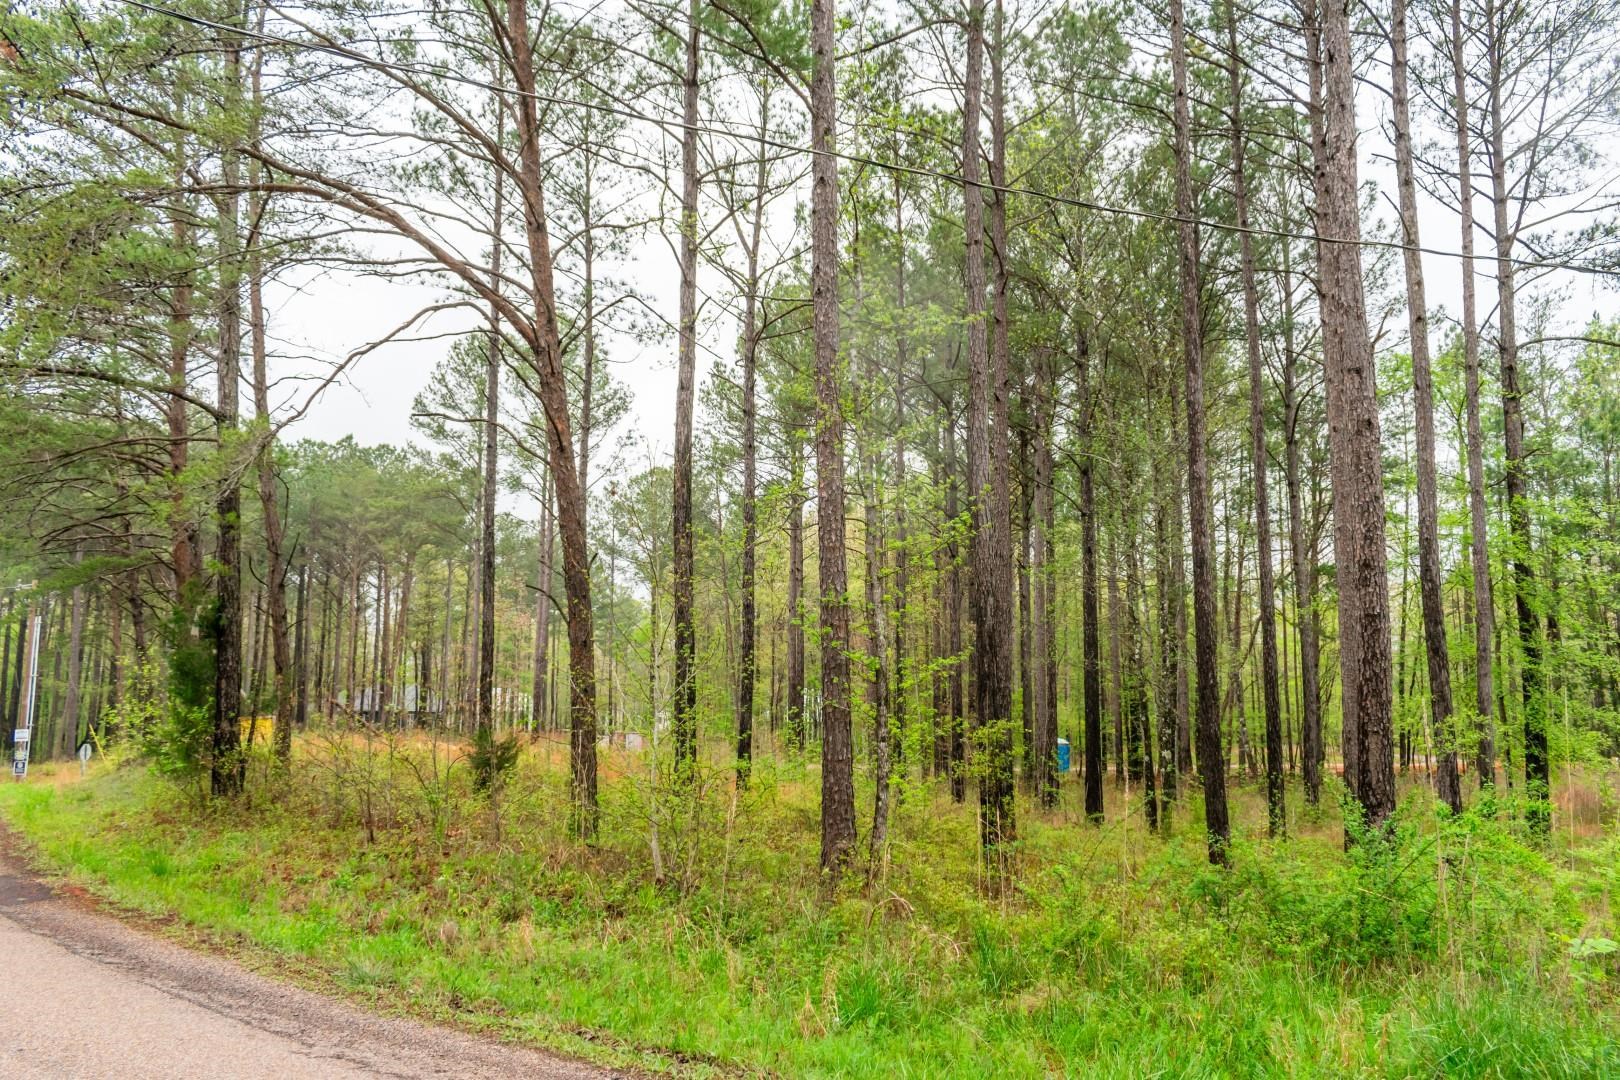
[787,448,806,752]
[1485,6,1546,827]
[211,14,246,796]
[167,120,198,602]
[1451,0,1494,787]
[1110,524,1126,784]
[671,0,701,776]
[1077,326,1104,822]
[58,557,87,759]
[1226,7,1284,833]
[477,88,503,748]
[1391,0,1460,812]
[1173,0,1229,861]
[533,471,554,731]
[889,171,911,794]
[1127,520,1157,831]
[1031,352,1056,807]
[247,115,293,763]
[1281,208,1324,805]
[736,93,769,786]
[294,566,308,732]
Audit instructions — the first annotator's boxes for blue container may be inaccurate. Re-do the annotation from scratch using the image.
[1055,738,1071,774]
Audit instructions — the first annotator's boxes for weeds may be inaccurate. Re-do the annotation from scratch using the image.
[2,736,1616,1077]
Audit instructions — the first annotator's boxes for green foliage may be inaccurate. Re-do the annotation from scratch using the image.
[102,657,210,785]
[468,725,520,793]
[4,744,1616,1078]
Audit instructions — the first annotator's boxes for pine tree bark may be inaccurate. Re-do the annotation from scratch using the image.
[476,65,504,746]
[59,558,87,759]
[1031,351,1056,808]
[1313,0,1396,830]
[787,447,806,751]
[1127,527,1157,831]
[1172,0,1229,861]
[810,0,855,873]
[965,0,1017,873]
[505,0,597,834]
[1077,326,1104,822]
[889,172,911,793]
[1391,0,1460,813]
[1226,7,1285,834]
[945,408,966,802]
[210,14,245,797]
[293,566,308,732]
[247,96,293,763]
[736,100,769,785]
[671,0,701,777]
[1484,7,1546,826]
[1281,230,1324,805]
[167,120,199,602]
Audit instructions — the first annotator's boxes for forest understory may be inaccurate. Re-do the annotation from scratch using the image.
[2,734,1616,1079]
[6,0,1620,1073]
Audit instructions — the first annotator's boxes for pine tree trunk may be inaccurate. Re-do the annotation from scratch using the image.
[889,173,911,792]
[736,99,769,784]
[1172,0,1229,861]
[248,169,293,762]
[294,567,308,732]
[1031,352,1056,808]
[810,0,855,872]
[211,15,245,797]
[1280,214,1324,805]
[1226,7,1285,832]
[505,0,597,833]
[965,0,1017,875]
[58,560,87,759]
[1451,0,1495,787]
[787,448,806,752]
[1391,0,1460,813]
[945,409,966,802]
[1077,327,1104,822]
[1313,0,1396,830]
[671,0,701,777]
[1484,9,1546,826]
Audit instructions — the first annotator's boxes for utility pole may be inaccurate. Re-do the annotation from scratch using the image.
[12,592,43,781]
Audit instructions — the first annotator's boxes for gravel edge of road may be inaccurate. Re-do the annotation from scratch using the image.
[0,818,705,1079]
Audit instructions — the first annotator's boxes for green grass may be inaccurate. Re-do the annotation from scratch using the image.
[2,736,1617,1078]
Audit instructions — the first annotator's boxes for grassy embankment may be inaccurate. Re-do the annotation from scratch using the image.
[1,731,1616,1078]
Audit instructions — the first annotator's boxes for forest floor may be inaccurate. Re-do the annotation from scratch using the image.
[0,733,1616,1078]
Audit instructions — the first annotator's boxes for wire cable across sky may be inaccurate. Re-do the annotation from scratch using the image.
[114,0,1620,281]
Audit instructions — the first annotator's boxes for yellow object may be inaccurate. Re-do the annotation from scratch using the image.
[238,716,274,745]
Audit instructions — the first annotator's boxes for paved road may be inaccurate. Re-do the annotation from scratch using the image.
[0,845,617,1079]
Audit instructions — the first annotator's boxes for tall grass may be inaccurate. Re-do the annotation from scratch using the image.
[2,732,1615,1077]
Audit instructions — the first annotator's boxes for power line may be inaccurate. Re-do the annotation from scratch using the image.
[117,0,1617,280]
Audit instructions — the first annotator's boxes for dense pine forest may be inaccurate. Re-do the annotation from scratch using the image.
[2,0,1619,1074]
